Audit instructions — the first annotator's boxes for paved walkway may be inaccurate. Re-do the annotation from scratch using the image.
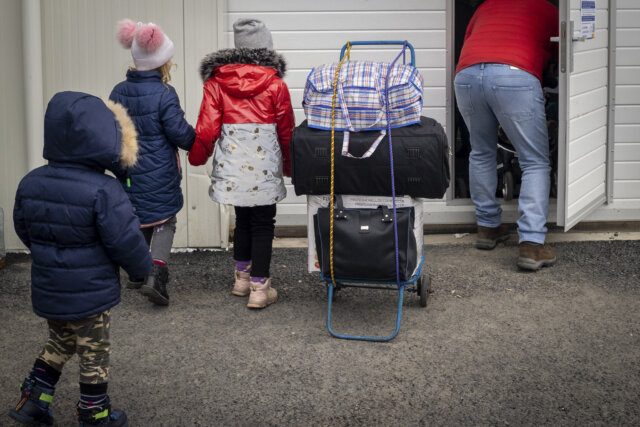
[1,237,639,426]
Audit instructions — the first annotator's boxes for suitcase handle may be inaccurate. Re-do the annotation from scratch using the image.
[341,130,386,159]
[339,41,415,67]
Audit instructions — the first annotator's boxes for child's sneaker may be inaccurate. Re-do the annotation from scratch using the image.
[9,378,54,426]
[77,405,128,426]
[232,270,251,296]
[247,278,277,309]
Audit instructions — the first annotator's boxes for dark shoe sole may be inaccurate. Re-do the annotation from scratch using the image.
[517,256,557,271]
[475,234,510,250]
[107,411,128,427]
[9,408,53,426]
[78,412,128,427]
[140,285,169,306]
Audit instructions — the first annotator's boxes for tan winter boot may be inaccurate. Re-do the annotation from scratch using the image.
[476,224,510,250]
[247,278,278,309]
[517,242,557,271]
[232,270,251,296]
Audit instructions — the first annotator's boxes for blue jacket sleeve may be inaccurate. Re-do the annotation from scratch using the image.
[160,86,196,151]
[95,179,152,279]
[13,182,30,248]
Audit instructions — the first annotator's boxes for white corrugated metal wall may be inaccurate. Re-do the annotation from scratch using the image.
[225,0,448,226]
[585,0,640,221]
[613,0,640,200]
[2,1,640,250]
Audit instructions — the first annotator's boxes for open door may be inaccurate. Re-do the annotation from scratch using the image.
[557,0,609,230]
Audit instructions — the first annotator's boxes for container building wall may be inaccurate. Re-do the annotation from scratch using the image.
[1,0,639,250]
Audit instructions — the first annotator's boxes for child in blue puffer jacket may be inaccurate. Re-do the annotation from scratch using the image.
[10,91,152,427]
[110,19,196,306]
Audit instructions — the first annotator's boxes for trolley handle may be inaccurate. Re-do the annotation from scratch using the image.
[339,41,416,67]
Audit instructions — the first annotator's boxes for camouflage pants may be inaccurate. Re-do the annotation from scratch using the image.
[38,310,110,384]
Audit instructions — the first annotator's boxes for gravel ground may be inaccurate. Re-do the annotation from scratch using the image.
[1,239,639,426]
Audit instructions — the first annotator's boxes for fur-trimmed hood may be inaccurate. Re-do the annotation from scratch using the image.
[199,47,287,82]
[105,100,138,168]
[43,91,138,172]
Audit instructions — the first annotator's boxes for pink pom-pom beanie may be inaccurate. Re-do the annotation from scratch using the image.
[117,20,174,71]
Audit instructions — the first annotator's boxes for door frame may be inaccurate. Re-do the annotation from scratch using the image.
[446,0,558,223]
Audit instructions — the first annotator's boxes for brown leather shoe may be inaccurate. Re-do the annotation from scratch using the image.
[476,224,510,250]
[517,242,557,271]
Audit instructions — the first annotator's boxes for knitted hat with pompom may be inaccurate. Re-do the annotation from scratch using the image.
[117,19,174,71]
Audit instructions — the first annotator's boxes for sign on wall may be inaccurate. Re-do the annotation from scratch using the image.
[580,0,596,39]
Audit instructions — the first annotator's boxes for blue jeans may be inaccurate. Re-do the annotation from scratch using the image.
[454,63,550,244]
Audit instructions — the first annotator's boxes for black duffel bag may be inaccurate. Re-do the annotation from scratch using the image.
[291,116,450,199]
[313,196,417,282]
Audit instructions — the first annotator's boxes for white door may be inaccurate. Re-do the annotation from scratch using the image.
[40,0,225,247]
[557,0,610,230]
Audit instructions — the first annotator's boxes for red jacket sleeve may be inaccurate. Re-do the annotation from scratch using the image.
[189,81,222,166]
[272,79,295,177]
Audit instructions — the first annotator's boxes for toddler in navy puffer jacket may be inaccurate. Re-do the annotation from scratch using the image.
[110,19,196,306]
[10,91,152,427]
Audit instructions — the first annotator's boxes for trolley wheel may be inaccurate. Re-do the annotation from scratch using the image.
[417,273,431,308]
[502,170,514,201]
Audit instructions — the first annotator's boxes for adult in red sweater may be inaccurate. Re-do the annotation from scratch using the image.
[189,19,295,308]
[454,0,559,271]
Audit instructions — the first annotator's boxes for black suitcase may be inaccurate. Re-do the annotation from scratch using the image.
[291,116,450,199]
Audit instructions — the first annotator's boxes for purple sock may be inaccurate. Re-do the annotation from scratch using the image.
[235,260,251,273]
[251,276,267,284]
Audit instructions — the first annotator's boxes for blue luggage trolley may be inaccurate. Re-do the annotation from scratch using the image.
[318,41,432,342]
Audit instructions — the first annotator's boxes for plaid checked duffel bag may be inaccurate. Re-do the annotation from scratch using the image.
[302,59,423,132]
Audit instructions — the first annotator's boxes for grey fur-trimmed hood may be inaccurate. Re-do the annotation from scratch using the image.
[199,48,287,82]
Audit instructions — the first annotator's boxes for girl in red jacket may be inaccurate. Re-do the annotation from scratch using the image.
[189,19,295,309]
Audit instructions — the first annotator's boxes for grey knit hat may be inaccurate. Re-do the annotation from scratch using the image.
[233,18,273,49]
